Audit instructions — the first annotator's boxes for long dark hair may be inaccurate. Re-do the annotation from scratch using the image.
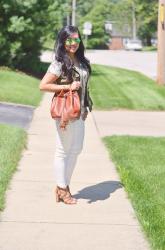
[54,25,91,81]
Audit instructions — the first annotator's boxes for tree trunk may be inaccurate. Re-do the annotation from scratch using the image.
[146,35,152,46]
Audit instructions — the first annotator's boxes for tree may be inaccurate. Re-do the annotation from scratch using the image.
[77,0,158,48]
[135,0,158,45]
[78,0,115,49]
[0,0,66,71]
[77,0,133,49]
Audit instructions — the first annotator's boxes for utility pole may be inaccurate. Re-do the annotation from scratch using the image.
[157,0,165,85]
[66,3,71,25]
[132,1,137,40]
[72,0,76,26]
[67,14,70,26]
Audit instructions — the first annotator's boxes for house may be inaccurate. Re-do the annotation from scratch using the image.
[107,22,131,50]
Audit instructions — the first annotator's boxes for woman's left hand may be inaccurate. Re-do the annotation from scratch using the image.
[81,111,88,121]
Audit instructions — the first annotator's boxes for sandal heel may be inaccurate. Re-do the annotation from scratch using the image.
[55,186,77,205]
[55,188,60,202]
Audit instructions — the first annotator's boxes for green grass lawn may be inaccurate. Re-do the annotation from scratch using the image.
[142,46,157,52]
[0,124,27,211]
[90,64,165,110]
[0,68,42,106]
[103,136,165,250]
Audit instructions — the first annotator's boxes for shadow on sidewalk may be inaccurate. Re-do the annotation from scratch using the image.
[73,181,123,203]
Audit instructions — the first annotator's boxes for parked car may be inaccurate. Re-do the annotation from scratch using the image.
[124,39,143,51]
[151,38,157,47]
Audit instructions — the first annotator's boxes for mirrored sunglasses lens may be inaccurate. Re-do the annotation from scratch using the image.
[65,38,80,45]
[65,40,70,45]
[75,38,81,43]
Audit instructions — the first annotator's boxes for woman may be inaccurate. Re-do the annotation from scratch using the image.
[40,25,93,205]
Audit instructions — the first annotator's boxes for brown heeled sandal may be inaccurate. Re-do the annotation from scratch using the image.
[66,185,77,203]
[55,186,77,205]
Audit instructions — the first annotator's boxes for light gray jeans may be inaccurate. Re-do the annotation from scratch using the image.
[54,118,85,188]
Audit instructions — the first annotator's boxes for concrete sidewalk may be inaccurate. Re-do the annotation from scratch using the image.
[92,110,165,138]
[0,93,150,250]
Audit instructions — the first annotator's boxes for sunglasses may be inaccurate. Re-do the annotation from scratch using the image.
[65,37,81,46]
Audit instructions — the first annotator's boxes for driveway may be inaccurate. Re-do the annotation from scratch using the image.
[0,102,35,130]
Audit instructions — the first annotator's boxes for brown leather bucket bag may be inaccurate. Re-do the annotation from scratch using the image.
[50,88,80,129]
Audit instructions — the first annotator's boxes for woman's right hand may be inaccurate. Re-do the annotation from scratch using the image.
[71,81,81,91]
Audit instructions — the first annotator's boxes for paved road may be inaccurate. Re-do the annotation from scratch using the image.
[41,50,157,79]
